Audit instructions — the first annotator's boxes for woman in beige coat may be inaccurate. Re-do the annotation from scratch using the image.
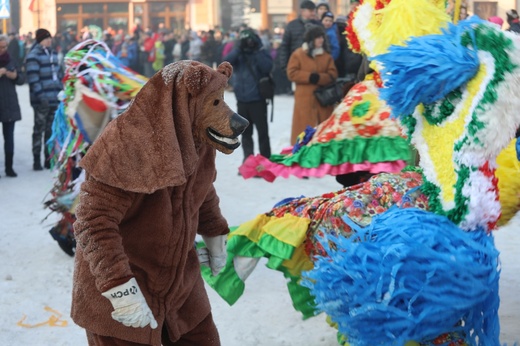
[287,25,338,145]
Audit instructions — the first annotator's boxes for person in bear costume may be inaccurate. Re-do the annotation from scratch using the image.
[71,60,249,346]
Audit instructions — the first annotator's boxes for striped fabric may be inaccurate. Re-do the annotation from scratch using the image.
[25,44,63,107]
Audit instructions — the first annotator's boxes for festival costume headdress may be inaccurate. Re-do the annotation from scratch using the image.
[208,1,520,345]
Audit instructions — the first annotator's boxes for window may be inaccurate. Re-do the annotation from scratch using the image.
[107,3,128,13]
[57,4,79,14]
[83,3,104,14]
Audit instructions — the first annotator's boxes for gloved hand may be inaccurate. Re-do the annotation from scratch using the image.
[101,278,158,329]
[309,73,320,84]
[198,234,228,276]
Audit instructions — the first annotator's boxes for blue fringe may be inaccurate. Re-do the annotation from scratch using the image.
[302,207,500,346]
[46,103,70,163]
[375,17,484,118]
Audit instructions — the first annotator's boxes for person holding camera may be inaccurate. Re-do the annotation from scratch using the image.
[223,29,273,166]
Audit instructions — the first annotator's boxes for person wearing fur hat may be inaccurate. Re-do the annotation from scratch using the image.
[286,24,338,145]
[25,28,63,170]
[506,9,520,33]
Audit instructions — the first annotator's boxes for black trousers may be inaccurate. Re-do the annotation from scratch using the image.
[2,121,15,156]
[237,100,271,161]
[32,105,57,158]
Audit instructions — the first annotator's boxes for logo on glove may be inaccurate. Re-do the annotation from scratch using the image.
[111,285,139,299]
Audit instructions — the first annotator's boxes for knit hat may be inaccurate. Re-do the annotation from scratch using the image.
[336,15,347,23]
[304,24,325,43]
[300,0,316,10]
[321,11,334,20]
[488,16,504,27]
[35,28,51,43]
[507,9,519,21]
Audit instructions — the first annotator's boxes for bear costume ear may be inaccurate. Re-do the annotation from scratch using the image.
[183,62,212,96]
[217,62,233,79]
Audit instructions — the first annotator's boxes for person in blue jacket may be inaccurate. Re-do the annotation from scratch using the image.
[223,28,273,166]
[321,12,340,62]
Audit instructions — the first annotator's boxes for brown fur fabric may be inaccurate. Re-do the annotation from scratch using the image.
[72,61,240,345]
[79,61,233,193]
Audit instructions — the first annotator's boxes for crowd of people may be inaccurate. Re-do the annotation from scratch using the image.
[2,0,520,179]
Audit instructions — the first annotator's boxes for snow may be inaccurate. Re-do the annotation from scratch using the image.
[1,85,518,345]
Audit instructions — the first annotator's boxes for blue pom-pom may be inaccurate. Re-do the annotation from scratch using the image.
[302,207,500,345]
[374,17,484,118]
[292,126,317,154]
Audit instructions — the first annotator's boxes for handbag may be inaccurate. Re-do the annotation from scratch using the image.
[258,75,275,100]
[314,80,345,107]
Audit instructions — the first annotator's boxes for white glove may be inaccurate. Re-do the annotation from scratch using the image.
[101,278,158,329]
[198,235,228,276]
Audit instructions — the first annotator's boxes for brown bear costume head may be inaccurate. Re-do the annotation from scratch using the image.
[79,61,248,193]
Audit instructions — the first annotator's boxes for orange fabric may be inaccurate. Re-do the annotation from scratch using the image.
[287,47,338,145]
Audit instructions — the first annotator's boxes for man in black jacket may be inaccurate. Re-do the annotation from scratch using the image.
[223,29,273,165]
[278,0,318,71]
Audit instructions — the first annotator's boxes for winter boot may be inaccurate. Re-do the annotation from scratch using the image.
[33,154,43,171]
[5,154,17,177]
[44,151,51,169]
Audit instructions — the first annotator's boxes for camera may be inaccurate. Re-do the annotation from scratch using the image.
[239,30,259,52]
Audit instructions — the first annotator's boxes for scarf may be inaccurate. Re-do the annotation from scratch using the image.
[302,42,324,57]
[0,51,10,67]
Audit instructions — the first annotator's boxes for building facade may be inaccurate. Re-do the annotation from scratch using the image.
[3,0,520,36]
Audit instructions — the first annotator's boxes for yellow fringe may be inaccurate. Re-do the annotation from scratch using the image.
[496,139,520,226]
[369,0,451,55]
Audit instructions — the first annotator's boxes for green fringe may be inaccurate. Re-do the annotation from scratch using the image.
[270,136,412,167]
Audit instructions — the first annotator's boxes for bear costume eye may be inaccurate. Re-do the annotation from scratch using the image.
[213,100,220,106]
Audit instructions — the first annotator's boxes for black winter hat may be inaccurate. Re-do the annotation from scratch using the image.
[300,0,316,10]
[321,11,334,20]
[507,9,519,21]
[304,24,325,43]
[35,28,51,43]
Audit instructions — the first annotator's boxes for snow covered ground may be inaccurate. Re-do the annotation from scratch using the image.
[0,85,518,345]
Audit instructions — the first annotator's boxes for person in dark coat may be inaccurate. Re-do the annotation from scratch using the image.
[180,33,190,60]
[0,35,24,177]
[278,0,319,71]
[25,28,64,171]
[7,33,21,68]
[163,31,176,66]
[200,30,220,68]
[223,29,273,164]
[507,9,520,33]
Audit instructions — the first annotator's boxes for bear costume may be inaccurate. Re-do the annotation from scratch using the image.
[71,61,248,345]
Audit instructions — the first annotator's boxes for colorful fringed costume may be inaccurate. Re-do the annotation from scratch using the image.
[44,40,147,256]
[203,1,520,345]
[239,75,412,181]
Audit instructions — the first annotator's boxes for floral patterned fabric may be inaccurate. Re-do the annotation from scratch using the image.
[267,171,428,258]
